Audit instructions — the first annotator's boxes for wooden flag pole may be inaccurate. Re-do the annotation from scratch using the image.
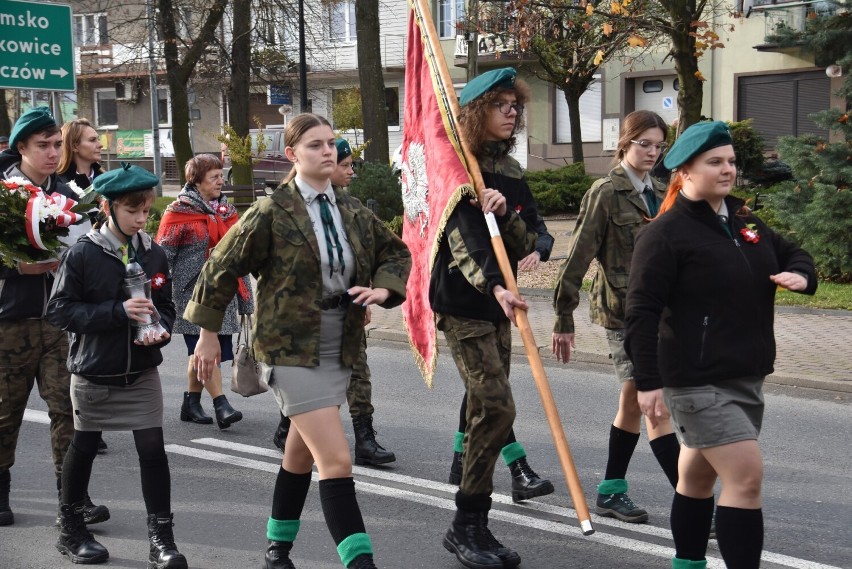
[412,0,594,535]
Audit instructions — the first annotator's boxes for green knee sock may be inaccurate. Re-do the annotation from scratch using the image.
[267,517,300,542]
[453,431,464,453]
[500,441,526,466]
[672,557,707,568]
[337,532,373,567]
[597,478,628,495]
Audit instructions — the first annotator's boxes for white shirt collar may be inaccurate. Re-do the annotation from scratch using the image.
[620,161,653,193]
[295,175,335,205]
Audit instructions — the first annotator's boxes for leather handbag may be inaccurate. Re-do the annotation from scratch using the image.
[231,315,267,397]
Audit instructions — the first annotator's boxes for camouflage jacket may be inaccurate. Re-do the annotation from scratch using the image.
[553,165,665,333]
[183,180,411,367]
[430,152,539,323]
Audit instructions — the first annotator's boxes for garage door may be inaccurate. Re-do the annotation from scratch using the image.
[738,71,830,146]
[634,75,679,125]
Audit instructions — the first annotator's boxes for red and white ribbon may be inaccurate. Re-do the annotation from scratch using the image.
[25,191,84,251]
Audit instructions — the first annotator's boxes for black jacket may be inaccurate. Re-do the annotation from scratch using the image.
[624,193,817,391]
[46,230,175,384]
[0,150,79,320]
[429,150,542,323]
[57,160,103,189]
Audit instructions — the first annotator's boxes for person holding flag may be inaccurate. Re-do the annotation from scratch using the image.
[428,67,544,569]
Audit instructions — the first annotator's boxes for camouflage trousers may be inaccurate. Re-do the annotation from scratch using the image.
[0,319,74,479]
[438,314,516,496]
[346,332,374,418]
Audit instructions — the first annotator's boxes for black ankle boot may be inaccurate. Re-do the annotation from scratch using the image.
[0,469,13,526]
[352,416,395,466]
[56,502,109,564]
[273,415,291,451]
[180,391,213,424]
[347,553,377,568]
[443,509,503,568]
[477,510,521,568]
[509,457,555,502]
[264,540,296,569]
[448,451,463,485]
[147,513,187,569]
[212,395,243,429]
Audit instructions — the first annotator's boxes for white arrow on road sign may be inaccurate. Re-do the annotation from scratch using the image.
[50,68,69,78]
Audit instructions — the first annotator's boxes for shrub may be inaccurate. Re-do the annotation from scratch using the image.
[726,119,765,182]
[525,162,595,215]
[385,215,403,237]
[348,162,403,221]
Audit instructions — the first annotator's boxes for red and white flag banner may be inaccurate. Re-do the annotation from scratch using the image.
[400,1,474,387]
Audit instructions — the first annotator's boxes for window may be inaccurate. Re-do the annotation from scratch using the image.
[330,1,357,43]
[332,87,400,129]
[642,80,663,93]
[157,88,172,127]
[438,0,465,39]
[74,14,107,46]
[555,75,602,143]
[94,89,117,128]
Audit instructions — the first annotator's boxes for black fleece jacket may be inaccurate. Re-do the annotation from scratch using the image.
[624,193,817,391]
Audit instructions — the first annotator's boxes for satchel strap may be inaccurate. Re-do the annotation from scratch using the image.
[237,314,253,346]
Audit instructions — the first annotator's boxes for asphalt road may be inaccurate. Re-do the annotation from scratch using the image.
[2,338,850,569]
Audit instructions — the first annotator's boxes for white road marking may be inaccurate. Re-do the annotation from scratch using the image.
[180,438,843,569]
[19,413,842,569]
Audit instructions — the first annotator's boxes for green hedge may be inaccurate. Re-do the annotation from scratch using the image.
[348,162,404,221]
[525,162,595,215]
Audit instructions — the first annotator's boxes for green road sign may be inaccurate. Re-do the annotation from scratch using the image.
[0,1,75,91]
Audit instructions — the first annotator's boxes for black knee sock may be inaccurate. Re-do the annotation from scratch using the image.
[671,492,714,561]
[318,477,366,545]
[458,394,468,433]
[503,428,516,447]
[715,506,763,569]
[603,424,640,481]
[271,467,312,520]
[60,440,98,505]
[649,433,681,489]
[139,454,170,515]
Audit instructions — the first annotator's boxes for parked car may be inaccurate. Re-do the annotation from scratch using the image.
[222,128,292,188]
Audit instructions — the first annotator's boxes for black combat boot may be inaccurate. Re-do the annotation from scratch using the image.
[347,553,377,568]
[56,502,109,564]
[443,509,503,569]
[212,395,243,430]
[264,540,296,569]
[180,391,213,424]
[56,478,110,527]
[477,510,521,568]
[0,469,13,526]
[508,457,555,502]
[273,415,291,451]
[352,416,396,466]
[147,513,188,569]
[448,451,463,485]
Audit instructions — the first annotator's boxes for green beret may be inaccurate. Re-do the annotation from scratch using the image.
[93,162,160,200]
[9,107,57,149]
[336,138,352,163]
[459,67,517,107]
[663,121,734,170]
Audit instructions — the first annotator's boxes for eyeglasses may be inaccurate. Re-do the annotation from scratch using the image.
[491,102,525,115]
[631,139,669,152]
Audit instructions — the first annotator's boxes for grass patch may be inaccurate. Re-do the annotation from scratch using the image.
[775,281,852,311]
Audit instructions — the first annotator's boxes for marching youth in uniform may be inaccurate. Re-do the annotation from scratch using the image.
[625,121,817,569]
[46,163,187,568]
[185,114,410,569]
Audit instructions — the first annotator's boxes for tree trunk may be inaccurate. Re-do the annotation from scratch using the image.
[355,0,389,163]
[157,0,227,184]
[228,0,253,185]
[564,89,585,164]
[0,89,12,136]
[669,10,703,133]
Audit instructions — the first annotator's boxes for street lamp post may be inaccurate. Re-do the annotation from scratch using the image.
[147,0,163,194]
[299,0,307,112]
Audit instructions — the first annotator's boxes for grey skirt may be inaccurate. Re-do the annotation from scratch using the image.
[262,307,352,417]
[70,368,164,431]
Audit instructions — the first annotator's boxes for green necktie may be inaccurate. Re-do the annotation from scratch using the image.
[316,193,345,278]
[643,185,659,217]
